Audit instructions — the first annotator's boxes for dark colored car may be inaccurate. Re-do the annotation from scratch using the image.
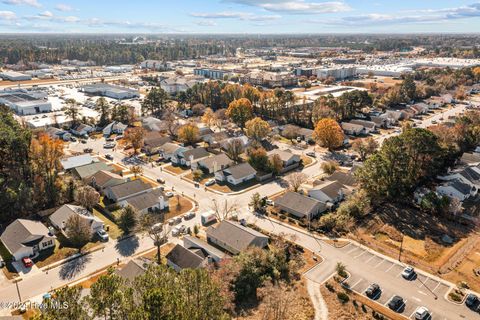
[388,295,404,311]
[83,148,93,153]
[465,294,480,311]
[105,154,114,160]
[365,283,380,299]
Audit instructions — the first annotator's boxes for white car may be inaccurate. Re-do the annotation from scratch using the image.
[414,306,430,320]
[205,179,216,186]
[266,199,274,206]
[165,191,174,198]
[171,226,180,237]
[401,266,415,279]
[96,229,109,242]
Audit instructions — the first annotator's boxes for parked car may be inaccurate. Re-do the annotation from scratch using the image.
[239,218,247,226]
[103,142,116,149]
[414,306,430,320]
[106,138,115,142]
[168,218,175,226]
[165,191,174,198]
[96,229,109,242]
[22,257,33,268]
[266,199,274,206]
[83,148,93,153]
[0,256,5,268]
[205,179,216,186]
[178,225,186,234]
[365,283,380,299]
[387,295,404,311]
[80,139,87,144]
[183,212,195,220]
[151,222,163,231]
[70,137,77,142]
[431,120,438,124]
[171,226,180,237]
[465,294,480,311]
[156,178,165,184]
[174,216,182,224]
[105,154,114,160]
[401,266,415,279]
[115,135,124,140]
[306,151,316,157]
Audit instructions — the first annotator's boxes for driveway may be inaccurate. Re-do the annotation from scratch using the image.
[11,261,42,277]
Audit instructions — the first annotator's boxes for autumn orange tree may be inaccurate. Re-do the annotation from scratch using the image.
[178,123,200,146]
[312,118,344,151]
[245,117,271,144]
[226,98,254,130]
[125,127,146,154]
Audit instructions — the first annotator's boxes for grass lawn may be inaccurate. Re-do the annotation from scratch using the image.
[93,209,122,240]
[165,196,194,220]
[301,155,313,166]
[184,171,213,185]
[141,243,176,264]
[164,165,189,175]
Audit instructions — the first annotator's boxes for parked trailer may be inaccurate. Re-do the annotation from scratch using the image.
[201,211,217,226]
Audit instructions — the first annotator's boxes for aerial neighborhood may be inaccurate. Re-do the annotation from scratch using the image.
[0,26,480,320]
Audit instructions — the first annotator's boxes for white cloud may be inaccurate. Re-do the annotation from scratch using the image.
[39,10,53,17]
[195,20,217,27]
[0,10,16,20]
[191,11,281,21]
[225,0,351,15]
[55,3,73,12]
[2,0,41,8]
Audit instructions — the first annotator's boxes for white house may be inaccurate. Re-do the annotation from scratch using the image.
[436,179,476,201]
[71,123,94,137]
[0,219,56,261]
[159,143,188,162]
[172,148,210,167]
[308,181,347,205]
[49,204,104,236]
[103,121,128,137]
[341,122,366,136]
[119,189,168,214]
[215,163,256,186]
[267,149,301,173]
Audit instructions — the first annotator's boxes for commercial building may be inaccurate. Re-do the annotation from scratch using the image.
[315,67,356,80]
[82,83,140,100]
[0,90,52,115]
[240,71,297,88]
[194,68,230,80]
[0,71,32,81]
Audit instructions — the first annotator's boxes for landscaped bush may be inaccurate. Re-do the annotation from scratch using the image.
[336,292,349,304]
[325,282,335,292]
[279,214,286,220]
[287,217,296,224]
[449,292,463,302]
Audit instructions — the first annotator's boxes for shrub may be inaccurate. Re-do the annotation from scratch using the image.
[287,217,296,224]
[449,292,462,302]
[325,282,335,292]
[321,161,339,175]
[337,292,349,304]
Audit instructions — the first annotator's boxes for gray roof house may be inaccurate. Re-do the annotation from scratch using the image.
[267,149,301,173]
[0,219,56,261]
[173,147,210,167]
[86,170,125,190]
[308,181,348,205]
[326,171,357,188]
[194,153,234,174]
[142,132,172,155]
[103,121,127,136]
[275,191,327,220]
[60,154,95,170]
[215,162,257,186]
[166,244,208,272]
[104,179,152,202]
[120,188,168,214]
[72,162,113,180]
[459,152,480,166]
[436,179,477,201]
[115,258,152,282]
[206,220,268,255]
[183,235,226,262]
[49,204,104,236]
[341,122,365,136]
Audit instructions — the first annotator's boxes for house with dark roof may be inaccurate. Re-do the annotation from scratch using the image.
[206,220,268,255]
[0,219,55,261]
[86,170,125,191]
[326,171,357,188]
[172,147,210,167]
[341,122,366,136]
[183,236,226,262]
[159,143,188,162]
[115,258,152,282]
[267,149,301,173]
[275,191,327,220]
[120,188,168,213]
[350,119,377,134]
[104,179,152,202]
[70,123,94,137]
[166,244,209,272]
[193,153,234,174]
[72,162,113,180]
[308,181,349,205]
[215,162,257,186]
[202,131,230,146]
[142,131,172,155]
[436,179,476,201]
[49,204,104,236]
[439,166,480,190]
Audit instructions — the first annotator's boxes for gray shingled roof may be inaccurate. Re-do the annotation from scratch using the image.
[206,220,268,253]
[326,171,357,187]
[199,153,234,171]
[124,189,165,212]
[108,179,151,200]
[60,154,95,170]
[86,170,124,187]
[275,191,326,217]
[115,258,151,281]
[182,148,210,161]
[0,219,51,254]
[166,244,205,270]
[450,179,472,195]
[313,181,346,200]
[73,162,113,179]
[225,162,256,179]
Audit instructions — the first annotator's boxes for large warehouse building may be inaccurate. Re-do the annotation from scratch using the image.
[82,83,140,99]
[0,71,32,81]
[0,90,52,115]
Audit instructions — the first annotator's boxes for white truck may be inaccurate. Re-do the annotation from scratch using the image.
[201,211,217,226]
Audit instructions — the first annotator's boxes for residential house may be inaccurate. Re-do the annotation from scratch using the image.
[410,103,429,115]
[215,162,257,186]
[198,127,214,139]
[119,188,168,214]
[72,162,113,180]
[142,116,167,132]
[115,258,152,282]
[172,147,210,167]
[267,149,301,173]
[459,152,480,166]
[341,122,365,136]
[297,128,314,142]
[350,120,377,134]
[49,204,104,236]
[142,132,171,155]
[159,143,188,162]
[60,154,95,171]
[384,110,403,124]
[439,166,480,190]
[220,136,250,151]
[275,191,327,220]
[202,131,230,146]
[436,179,476,201]
[193,153,234,174]
[70,123,94,137]
[0,219,56,261]
[103,121,127,137]
[183,236,226,263]
[86,170,125,191]
[45,127,72,141]
[206,220,269,255]
[104,179,152,202]
[308,181,348,205]
[166,244,209,272]
[370,116,389,129]
[325,171,357,188]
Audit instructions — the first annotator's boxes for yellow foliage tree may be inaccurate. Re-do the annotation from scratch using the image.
[313,118,344,151]
[226,98,254,130]
[178,123,200,145]
[245,117,271,143]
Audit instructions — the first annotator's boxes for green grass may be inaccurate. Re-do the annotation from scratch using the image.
[0,241,12,262]
[93,208,122,239]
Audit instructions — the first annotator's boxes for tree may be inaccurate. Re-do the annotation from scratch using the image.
[226,98,254,130]
[96,97,110,127]
[245,117,271,144]
[35,285,89,320]
[75,185,100,210]
[130,165,143,178]
[162,112,181,138]
[259,283,299,320]
[211,199,237,222]
[64,99,80,126]
[268,154,284,176]
[148,223,171,265]
[321,161,339,175]
[281,125,298,142]
[400,75,417,102]
[335,262,347,277]
[201,107,218,128]
[124,127,145,154]
[141,87,168,116]
[247,147,269,172]
[249,192,266,213]
[65,214,91,248]
[225,138,244,163]
[177,123,200,146]
[313,118,344,151]
[118,205,138,235]
[351,137,379,161]
[192,169,203,182]
[286,172,307,192]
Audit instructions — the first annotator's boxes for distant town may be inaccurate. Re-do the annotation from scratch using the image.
[0,33,479,320]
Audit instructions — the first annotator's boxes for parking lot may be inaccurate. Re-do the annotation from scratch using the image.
[340,243,454,319]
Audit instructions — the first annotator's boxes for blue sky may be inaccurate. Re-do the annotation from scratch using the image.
[0,0,480,33]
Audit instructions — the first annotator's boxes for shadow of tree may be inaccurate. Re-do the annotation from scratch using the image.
[58,253,92,280]
[114,235,139,257]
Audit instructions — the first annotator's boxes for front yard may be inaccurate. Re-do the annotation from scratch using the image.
[165,196,194,220]
[93,208,122,240]
[208,179,261,193]
[164,165,190,176]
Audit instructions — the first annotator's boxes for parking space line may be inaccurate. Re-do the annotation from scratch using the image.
[354,250,367,259]
[431,282,441,292]
[409,310,417,319]
[384,263,395,272]
[347,246,359,254]
[374,259,385,268]
[419,277,430,288]
[351,278,363,289]
[365,255,376,263]
[417,290,427,296]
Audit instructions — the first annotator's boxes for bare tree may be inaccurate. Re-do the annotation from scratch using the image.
[224,138,244,163]
[65,215,91,249]
[75,185,100,210]
[286,172,308,192]
[259,283,298,320]
[130,165,143,178]
[148,223,171,265]
[210,199,237,222]
[162,111,180,138]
